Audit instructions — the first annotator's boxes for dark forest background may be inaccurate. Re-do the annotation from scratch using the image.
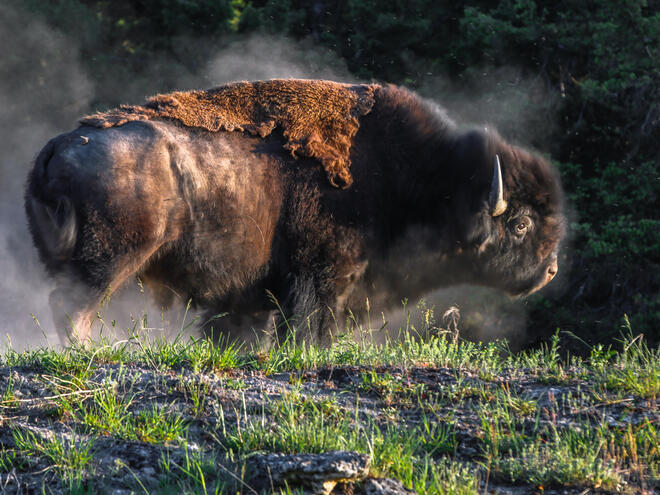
[5,0,660,348]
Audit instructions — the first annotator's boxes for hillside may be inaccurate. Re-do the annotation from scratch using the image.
[0,325,657,494]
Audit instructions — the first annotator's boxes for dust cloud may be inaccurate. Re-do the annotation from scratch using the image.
[0,4,561,350]
[0,5,93,349]
[419,66,560,151]
[204,35,356,84]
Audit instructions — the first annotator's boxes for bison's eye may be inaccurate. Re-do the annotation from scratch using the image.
[512,216,531,237]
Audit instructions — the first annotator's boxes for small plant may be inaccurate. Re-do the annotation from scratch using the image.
[596,329,660,400]
[358,371,402,398]
[485,425,624,491]
[440,376,494,404]
[0,448,25,473]
[497,382,537,417]
[223,377,247,390]
[61,382,188,445]
[179,378,210,417]
[11,428,95,485]
[158,445,232,494]
[1,375,19,410]
[418,414,458,456]
[589,343,617,372]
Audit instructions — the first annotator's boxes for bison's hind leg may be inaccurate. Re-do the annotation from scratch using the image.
[46,231,168,345]
[48,279,107,345]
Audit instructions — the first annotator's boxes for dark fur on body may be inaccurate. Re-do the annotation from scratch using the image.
[26,82,565,344]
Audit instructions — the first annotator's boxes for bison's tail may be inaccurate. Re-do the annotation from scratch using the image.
[25,141,78,264]
[27,196,77,262]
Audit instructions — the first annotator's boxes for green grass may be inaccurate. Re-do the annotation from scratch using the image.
[157,445,229,494]
[0,313,657,494]
[260,329,511,373]
[487,426,624,490]
[1,374,19,410]
[219,390,469,493]
[2,331,246,376]
[58,380,189,445]
[10,427,95,488]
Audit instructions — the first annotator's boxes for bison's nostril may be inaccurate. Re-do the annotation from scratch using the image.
[547,260,558,278]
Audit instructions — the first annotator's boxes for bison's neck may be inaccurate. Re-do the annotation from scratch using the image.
[363,86,484,245]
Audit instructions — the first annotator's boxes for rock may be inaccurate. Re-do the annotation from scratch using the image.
[362,477,416,495]
[250,450,370,495]
[142,466,156,477]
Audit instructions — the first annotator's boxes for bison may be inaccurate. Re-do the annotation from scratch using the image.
[25,79,565,346]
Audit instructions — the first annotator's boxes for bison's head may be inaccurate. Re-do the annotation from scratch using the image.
[454,130,566,297]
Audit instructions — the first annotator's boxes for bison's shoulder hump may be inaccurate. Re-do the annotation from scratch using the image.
[81,79,379,188]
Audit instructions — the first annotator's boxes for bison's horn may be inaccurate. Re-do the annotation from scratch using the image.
[489,155,508,217]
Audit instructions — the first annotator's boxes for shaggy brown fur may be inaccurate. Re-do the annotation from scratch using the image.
[82,79,377,188]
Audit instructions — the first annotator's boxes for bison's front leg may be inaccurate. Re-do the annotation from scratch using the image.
[277,260,367,346]
[276,276,330,345]
[202,310,275,349]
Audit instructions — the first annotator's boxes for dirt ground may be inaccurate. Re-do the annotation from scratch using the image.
[0,362,657,494]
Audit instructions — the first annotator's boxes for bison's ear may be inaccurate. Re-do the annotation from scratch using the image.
[489,155,508,217]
